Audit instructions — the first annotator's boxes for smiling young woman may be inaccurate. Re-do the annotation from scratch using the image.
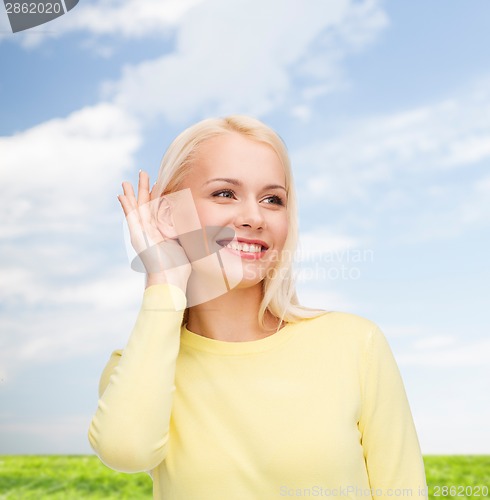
[88,115,428,499]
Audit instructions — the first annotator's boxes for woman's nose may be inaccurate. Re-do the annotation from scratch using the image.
[234,199,265,230]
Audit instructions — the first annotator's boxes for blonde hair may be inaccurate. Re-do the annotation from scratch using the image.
[153,115,324,328]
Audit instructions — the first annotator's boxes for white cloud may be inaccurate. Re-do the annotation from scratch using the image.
[290,105,312,123]
[0,262,141,310]
[0,0,205,48]
[412,335,457,350]
[416,406,490,455]
[293,227,366,311]
[396,336,490,368]
[378,323,490,368]
[0,103,143,383]
[295,285,354,312]
[292,77,490,243]
[0,102,140,238]
[379,324,490,453]
[0,267,144,382]
[379,322,490,368]
[295,79,490,205]
[0,415,90,437]
[65,0,203,37]
[475,174,490,193]
[0,415,94,454]
[104,0,388,123]
[297,227,360,260]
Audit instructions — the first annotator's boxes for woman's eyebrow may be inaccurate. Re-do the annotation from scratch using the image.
[204,177,241,186]
[264,184,287,192]
[204,178,286,192]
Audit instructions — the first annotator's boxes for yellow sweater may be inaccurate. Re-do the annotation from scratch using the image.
[89,285,428,499]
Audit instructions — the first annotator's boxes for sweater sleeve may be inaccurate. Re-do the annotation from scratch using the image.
[88,284,186,473]
[358,326,428,499]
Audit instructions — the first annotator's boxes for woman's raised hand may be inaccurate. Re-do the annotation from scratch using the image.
[117,171,191,291]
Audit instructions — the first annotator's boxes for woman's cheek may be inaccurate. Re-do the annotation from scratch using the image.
[196,202,229,228]
[276,218,289,249]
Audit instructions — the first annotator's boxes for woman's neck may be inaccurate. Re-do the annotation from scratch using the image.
[186,283,281,342]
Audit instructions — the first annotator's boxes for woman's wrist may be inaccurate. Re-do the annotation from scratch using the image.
[145,272,168,289]
[145,271,188,293]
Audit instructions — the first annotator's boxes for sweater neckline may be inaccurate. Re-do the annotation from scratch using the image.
[180,321,295,355]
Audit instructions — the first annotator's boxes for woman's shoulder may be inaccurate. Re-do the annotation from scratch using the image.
[290,310,382,345]
[296,310,379,330]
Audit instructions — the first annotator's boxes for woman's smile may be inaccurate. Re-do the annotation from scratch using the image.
[217,236,269,258]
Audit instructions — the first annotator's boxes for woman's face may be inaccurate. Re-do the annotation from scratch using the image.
[179,132,289,290]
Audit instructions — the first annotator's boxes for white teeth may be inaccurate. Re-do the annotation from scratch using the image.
[224,242,264,253]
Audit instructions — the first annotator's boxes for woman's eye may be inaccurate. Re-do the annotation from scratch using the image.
[263,195,285,206]
[213,189,235,199]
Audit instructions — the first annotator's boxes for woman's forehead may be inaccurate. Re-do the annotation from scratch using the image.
[192,133,286,178]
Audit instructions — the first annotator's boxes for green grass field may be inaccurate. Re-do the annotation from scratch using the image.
[0,455,488,499]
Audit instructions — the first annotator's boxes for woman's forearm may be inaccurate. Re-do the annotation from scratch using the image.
[88,284,186,473]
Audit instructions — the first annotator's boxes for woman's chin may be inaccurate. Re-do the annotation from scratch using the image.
[219,248,270,286]
[184,249,269,303]
[185,254,232,306]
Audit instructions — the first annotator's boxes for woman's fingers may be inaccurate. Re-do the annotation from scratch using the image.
[117,194,132,217]
[121,171,152,210]
[137,170,151,206]
[118,172,164,249]
[150,181,159,201]
[121,181,138,212]
[120,174,151,220]
[118,180,147,246]
[124,205,147,247]
[138,171,154,227]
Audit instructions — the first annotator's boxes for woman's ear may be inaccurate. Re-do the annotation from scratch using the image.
[156,196,178,239]
[156,188,201,240]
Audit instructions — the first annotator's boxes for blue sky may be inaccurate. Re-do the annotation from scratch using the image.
[0,0,489,455]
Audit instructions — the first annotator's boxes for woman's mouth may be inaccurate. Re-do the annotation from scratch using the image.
[217,239,269,259]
